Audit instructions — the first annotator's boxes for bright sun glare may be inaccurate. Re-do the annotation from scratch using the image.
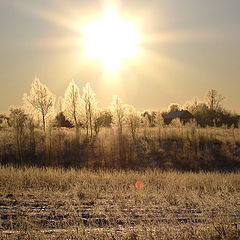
[83,7,140,73]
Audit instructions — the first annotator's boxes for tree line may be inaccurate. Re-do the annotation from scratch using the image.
[0,78,239,169]
[1,78,238,132]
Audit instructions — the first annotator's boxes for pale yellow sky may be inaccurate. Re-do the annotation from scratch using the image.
[0,0,240,113]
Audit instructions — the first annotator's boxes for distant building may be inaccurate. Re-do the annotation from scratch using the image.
[164,110,194,125]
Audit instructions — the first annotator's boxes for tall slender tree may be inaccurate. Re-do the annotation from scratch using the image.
[125,105,141,143]
[111,95,126,168]
[9,106,28,162]
[63,80,82,140]
[81,82,98,138]
[111,95,126,137]
[23,78,55,132]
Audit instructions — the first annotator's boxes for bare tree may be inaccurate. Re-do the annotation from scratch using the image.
[111,95,126,137]
[183,97,200,114]
[56,96,64,115]
[125,105,141,143]
[9,106,28,162]
[0,115,9,129]
[155,111,164,139]
[81,82,98,138]
[141,113,150,139]
[63,80,82,139]
[111,95,127,168]
[23,78,55,132]
[205,89,224,112]
[142,110,156,127]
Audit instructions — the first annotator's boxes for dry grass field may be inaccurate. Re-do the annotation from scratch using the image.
[1,1,240,238]
[1,166,240,239]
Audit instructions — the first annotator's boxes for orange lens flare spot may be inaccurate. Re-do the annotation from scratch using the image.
[135,181,144,189]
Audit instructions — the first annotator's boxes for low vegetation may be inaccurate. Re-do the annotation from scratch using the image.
[0,124,240,170]
[0,166,240,239]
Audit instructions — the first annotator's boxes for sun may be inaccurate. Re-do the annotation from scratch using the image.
[83,7,140,73]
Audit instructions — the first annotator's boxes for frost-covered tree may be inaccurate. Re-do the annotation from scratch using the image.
[56,96,64,114]
[63,80,82,138]
[125,105,141,143]
[94,109,113,135]
[183,97,200,115]
[155,111,164,138]
[111,95,126,136]
[23,78,55,132]
[9,106,28,162]
[141,112,150,138]
[205,89,224,112]
[168,103,180,112]
[81,82,98,138]
[0,114,9,129]
[110,95,127,168]
[142,110,156,127]
[155,111,164,126]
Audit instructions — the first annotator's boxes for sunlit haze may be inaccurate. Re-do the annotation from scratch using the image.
[83,7,139,73]
[0,0,240,113]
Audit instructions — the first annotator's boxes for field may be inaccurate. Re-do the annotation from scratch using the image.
[1,166,240,239]
[1,0,240,238]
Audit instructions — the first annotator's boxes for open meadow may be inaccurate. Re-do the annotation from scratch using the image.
[1,0,240,238]
[0,125,240,239]
[0,166,240,239]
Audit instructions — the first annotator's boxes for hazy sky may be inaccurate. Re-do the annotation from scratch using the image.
[0,0,240,113]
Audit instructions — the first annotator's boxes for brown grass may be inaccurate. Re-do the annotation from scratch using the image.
[0,166,240,239]
[1,125,240,170]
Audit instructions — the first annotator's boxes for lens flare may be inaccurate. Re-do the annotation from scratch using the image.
[135,181,144,189]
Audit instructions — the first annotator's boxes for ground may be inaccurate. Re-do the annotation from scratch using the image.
[0,167,240,239]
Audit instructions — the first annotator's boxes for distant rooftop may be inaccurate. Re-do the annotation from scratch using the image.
[164,110,191,119]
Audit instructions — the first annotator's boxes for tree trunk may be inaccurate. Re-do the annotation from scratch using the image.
[75,125,80,142]
[42,114,46,133]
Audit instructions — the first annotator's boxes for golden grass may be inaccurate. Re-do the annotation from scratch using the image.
[1,125,240,170]
[0,166,240,239]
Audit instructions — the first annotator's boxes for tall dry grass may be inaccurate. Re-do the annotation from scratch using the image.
[0,166,240,239]
[0,125,240,170]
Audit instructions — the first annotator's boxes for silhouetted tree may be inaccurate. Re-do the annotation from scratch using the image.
[94,110,112,135]
[0,114,9,129]
[205,89,225,125]
[54,112,73,128]
[183,97,200,115]
[205,89,224,112]
[142,110,156,127]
